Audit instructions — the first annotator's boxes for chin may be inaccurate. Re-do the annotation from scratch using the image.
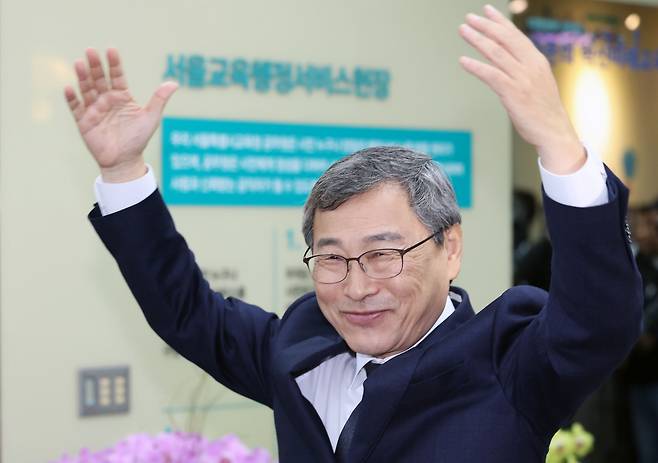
[345,335,391,357]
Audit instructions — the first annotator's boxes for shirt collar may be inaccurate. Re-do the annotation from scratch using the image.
[350,295,457,386]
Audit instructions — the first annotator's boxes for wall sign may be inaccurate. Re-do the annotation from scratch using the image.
[527,17,658,70]
[163,54,391,100]
[162,117,472,208]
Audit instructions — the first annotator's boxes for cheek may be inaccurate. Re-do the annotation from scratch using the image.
[395,258,446,306]
[387,266,428,308]
[399,258,433,289]
[315,285,340,315]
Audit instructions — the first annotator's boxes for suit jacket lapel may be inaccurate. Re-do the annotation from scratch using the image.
[274,329,349,460]
[347,345,423,462]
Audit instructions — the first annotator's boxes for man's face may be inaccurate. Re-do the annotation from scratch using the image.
[311,182,462,358]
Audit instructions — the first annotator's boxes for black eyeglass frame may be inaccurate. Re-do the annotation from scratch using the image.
[302,231,441,284]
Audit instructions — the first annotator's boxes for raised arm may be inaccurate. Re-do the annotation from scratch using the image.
[64,48,178,182]
[67,50,278,406]
[458,4,584,175]
[459,5,643,434]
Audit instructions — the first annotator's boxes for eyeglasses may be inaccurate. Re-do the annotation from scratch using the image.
[302,232,440,284]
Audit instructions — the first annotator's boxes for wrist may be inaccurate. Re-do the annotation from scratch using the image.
[100,158,147,183]
[537,135,586,175]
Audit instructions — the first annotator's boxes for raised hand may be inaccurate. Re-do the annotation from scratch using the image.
[64,48,178,182]
[459,5,585,174]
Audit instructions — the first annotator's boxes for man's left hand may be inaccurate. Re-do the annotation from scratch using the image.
[459,4,585,174]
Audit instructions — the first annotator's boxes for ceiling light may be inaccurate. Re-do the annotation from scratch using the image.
[625,13,641,31]
[508,0,528,15]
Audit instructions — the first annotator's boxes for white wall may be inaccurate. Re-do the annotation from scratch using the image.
[0,1,511,461]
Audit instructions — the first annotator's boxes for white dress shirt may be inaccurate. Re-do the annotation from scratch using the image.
[295,294,457,449]
[94,148,609,450]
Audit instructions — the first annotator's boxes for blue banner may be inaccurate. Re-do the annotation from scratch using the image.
[162,118,472,208]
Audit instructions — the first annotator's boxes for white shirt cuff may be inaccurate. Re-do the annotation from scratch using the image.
[94,165,158,216]
[538,147,608,208]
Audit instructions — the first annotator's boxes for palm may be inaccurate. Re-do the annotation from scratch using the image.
[79,90,157,168]
[65,48,177,176]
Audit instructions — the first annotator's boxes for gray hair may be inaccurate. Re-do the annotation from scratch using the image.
[302,146,461,248]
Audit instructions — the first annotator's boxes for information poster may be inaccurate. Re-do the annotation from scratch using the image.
[162,117,472,208]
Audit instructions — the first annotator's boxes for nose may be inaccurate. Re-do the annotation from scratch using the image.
[342,260,379,301]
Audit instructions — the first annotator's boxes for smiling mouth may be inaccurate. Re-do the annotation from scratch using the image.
[342,310,388,326]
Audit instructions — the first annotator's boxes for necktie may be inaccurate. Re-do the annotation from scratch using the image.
[334,361,381,462]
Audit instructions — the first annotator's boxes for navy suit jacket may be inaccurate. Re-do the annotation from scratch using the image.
[89,169,642,462]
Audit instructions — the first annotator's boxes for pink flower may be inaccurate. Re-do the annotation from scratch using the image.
[50,432,275,463]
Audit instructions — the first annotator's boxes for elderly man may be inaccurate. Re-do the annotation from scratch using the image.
[65,5,641,462]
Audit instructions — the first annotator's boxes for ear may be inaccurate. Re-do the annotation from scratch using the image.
[443,224,463,281]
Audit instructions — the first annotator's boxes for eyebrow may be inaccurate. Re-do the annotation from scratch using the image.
[315,231,404,250]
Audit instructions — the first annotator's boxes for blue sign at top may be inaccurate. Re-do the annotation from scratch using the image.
[163,54,391,100]
[162,118,472,208]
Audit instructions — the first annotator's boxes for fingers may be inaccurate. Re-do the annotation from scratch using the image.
[482,4,515,29]
[458,56,511,97]
[74,58,99,107]
[459,4,546,90]
[473,5,542,65]
[459,22,520,79]
[64,83,109,134]
[146,81,179,115]
[64,85,85,121]
[485,5,541,57]
[107,48,128,90]
[86,48,109,94]
[67,48,128,113]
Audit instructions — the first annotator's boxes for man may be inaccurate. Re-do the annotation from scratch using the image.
[65,5,642,462]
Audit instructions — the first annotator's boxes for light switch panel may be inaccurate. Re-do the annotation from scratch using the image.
[78,366,130,417]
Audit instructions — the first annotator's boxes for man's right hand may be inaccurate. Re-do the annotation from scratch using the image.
[64,48,178,183]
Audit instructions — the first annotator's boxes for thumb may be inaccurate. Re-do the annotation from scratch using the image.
[146,80,179,115]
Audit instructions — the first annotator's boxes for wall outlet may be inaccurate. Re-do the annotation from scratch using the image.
[78,366,130,417]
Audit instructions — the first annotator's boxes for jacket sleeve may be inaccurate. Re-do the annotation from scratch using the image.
[493,166,643,438]
[88,189,279,408]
